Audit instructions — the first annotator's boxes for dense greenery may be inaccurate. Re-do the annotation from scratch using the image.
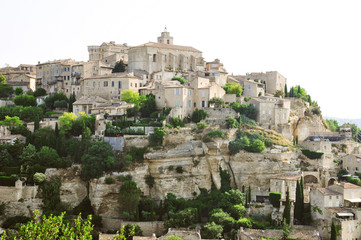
[14,94,37,107]
[44,93,68,110]
[326,119,340,132]
[283,187,291,224]
[222,82,243,97]
[191,109,208,123]
[226,117,239,129]
[209,97,225,108]
[119,180,142,220]
[171,76,187,84]
[0,74,14,98]
[113,60,126,73]
[230,102,257,121]
[301,149,324,159]
[229,131,268,154]
[269,192,281,208]
[0,106,43,122]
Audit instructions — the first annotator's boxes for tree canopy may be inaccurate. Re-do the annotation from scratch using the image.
[112,60,126,73]
[222,83,243,97]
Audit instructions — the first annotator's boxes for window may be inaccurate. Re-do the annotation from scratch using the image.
[131,83,133,87]
[329,196,332,200]
[347,167,350,170]
[174,88,181,95]
[275,182,278,186]
[189,89,192,96]
[118,81,122,88]
[202,90,206,98]
[93,82,95,87]
[167,40,170,44]
[188,100,192,107]
[194,102,196,107]
[176,101,180,107]
[357,167,359,171]
[153,54,156,62]
[104,81,108,87]
[135,83,137,88]
[63,76,66,80]
[86,83,88,87]
[336,196,339,199]
[112,81,114,87]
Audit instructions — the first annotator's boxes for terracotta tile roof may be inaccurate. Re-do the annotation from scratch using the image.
[83,73,140,80]
[131,42,202,53]
[339,182,361,189]
[73,96,109,105]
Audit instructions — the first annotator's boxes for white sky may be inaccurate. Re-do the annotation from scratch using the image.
[1,0,361,119]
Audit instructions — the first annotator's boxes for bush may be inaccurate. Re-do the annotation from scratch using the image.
[176,166,184,174]
[269,192,282,208]
[54,100,68,109]
[165,123,173,129]
[105,176,115,184]
[2,215,31,229]
[246,139,266,153]
[14,94,37,107]
[208,130,225,138]
[118,175,132,182]
[226,117,239,129]
[33,172,46,184]
[172,76,187,84]
[301,149,324,159]
[170,117,184,128]
[145,174,155,188]
[191,109,208,123]
[149,127,166,146]
[209,209,235,233]
[223,83,243,97]
[209,97,225,107]
[264,138,273,148]
[33,88,47,97]
[15,87,23,96]
[166,236,184,240]
[0,202,5,216]
[197,122,207,129]
[201,222,223,239]
[236,217,253,229]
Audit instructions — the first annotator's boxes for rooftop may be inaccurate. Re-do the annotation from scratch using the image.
[73,96,109,105]
[317,188,342,196]
[131,42,202,53]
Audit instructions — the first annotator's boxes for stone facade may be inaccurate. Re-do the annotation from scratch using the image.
[343,154,361,175]
[88,41,129,66]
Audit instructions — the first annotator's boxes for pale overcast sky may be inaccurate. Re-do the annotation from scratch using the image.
[1,0,360,119]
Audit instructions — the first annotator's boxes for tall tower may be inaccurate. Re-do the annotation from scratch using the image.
[157,27,173,44]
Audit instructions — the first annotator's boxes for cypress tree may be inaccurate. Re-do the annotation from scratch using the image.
[331,222,337,240]
[242,185,245,193]
[294,180,301,224]
[283,186,291,225]
[290,87,293,97]
[284,84,288,97]
[34,115,40,131]
[68,93,76,112]
[248,186,252,204]
[55,123,59,137]
[300,176,305,222]
[297,85,301,95]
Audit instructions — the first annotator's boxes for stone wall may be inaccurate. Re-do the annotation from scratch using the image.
[104,136,124,151]
[203,107,237,119]
[159,229,201,240]
[0,185,38,202]
[124,135,149,148]
[101,219,164,236]
[4,199,43,218]
[224,94,236,103]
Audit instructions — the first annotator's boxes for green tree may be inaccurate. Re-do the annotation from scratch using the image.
[330,222,337,240]
[34,114,40,131]
[209,209,235,233]
[284,84,288,97]
[149,127,166,146]
[226,117,239,129]
[68,92,76,112]
[0,83,14,98]
[139,94,156,117]
[247,139,266,153]
[59,112,78,135]
[0,116,23,129]
[121,90,140,104]
[191,109,208,123]
[14,94,37,107]
[15,87,24,95]
[164,208,198,229]
[33,87,47,97]
[283,187,291,224]
[19,143,37,166]
[0,149,12,167]
[0,73,6,84]
[201,222,223,239]
[294,180,303,224]
[113,60,126,73]
[222,82,243,97]
[81,141,115,180]
[0,210,93,239]
[36,146,59,167]
[119,180,141,216]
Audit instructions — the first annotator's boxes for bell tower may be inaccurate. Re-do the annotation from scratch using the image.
[157,27,173,45]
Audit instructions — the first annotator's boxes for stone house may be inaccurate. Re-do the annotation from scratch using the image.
[343,154,361,175]
[0,134,26,145]
[0,64,36,82]
[88,41,129,67]
[328,182,361,207]
[7,73,36,92]
[269,172,302,202]
[249,96,290,129]
[81,73,144,100]
[205,59,228,87]
[310,188,343,220]
[241,78,265,97]
[235,71,287,95]
[128,30,204,79]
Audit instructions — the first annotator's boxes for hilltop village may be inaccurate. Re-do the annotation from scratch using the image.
[0,30,361,240]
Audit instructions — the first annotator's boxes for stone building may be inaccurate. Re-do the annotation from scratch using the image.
[128,30,204,79]
[241,78,265,97]
[343,154,361,175]
[81,73,144,100]
[0,64,36,82]
[6,73,36,92]
[88,41,129,67]
[139,76,225,119]
[205,59,228,86]
[270,172,302,202]
[235,71,287,95]
[249,96,290,129]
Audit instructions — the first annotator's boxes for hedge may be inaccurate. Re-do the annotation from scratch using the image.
[301,149,324,159]
[3,166,19,175]
[269,192,282,208]
[0,176,17,186]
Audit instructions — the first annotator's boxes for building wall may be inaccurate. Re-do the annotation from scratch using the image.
[300,141,332,154]
[270,179,298,201]
[0,184,38,202]
[343,154,361,174]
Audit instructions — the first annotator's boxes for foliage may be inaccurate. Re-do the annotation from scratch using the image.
[122,90,140,104]
[236,217,253,228]
[54,100,67,109]
[0,106,43,122]
[14,94,37,107]
[166,236,184,240]
[282,187,291,225]
[246,139,266,153]
[170,117,184,128]
[294,180,304,224]
[230,102,257,120]
[229,204,246,219]
[164,208,198,229]
[81,141,115,180]
[191,109,208,123]
[14,87,23,96]
[326,119,340,132]
[41,177,65,216]
[0,73,6,84]
[59,112,78,135]
[119,180,141,217]
[222,82,243,97]
[0,202,5,216]
[208,130,225,138]
[139,198,156,221]
[145,174,155,188]
[44,93,68,110]
[228,137,250,155]
[33,172,46,184]
[301,149,324,159]
[1,215,31,229]
[274,90,285,98]
[201,222,223,239]
[139,94,156,118]
[209,209,235,233]
[176,166,184,173]
[105,176,115,184]
[36,146,60,167]
[197,122,207,129]
[0,116,23,128]
[171,76,187,84]
[226,117,239,129]
[330,222,337,240]
[209,97,225,107]
[1,210,93,239]
[0,82,14,98]
[269,192,282,208]
[149,127,166,146]
[264,138,273,148]
[113,60,126,73]
[220,167,231,193]
[33,88,47,97]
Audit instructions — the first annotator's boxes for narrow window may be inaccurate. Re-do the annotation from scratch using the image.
[153,54,156,62]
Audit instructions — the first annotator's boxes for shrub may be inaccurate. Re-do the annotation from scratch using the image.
[208,130,225,138]
[229,204,246,219]
[176,166,184,174]
[170,117,184,128]
[172,76,187,84]
[264,138,273,148]
[244,97,251,102]
[165,123,173,129]
[246,139,266,153]
[54,100,68,109]
[191,109,208,123]
[236,217,253,228]
[223,83,243,97]
[0,202,5,216]
[33,88,47,97]
[197,122,207,129]
[269,192,282,208]
[145,175,155,188]
[226,117,239,129]
[2,215,31,229]
[15,87,23,96]
[209,97,225,107]
[201,222,223,239]
[118,175,132,182]
[105,176,115,184]
[149,127,166,146]
[14,94,37,107]
[166,236,184,240]
[301,149,324,159]
[209,209,235,233]
[33,172,46,184]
